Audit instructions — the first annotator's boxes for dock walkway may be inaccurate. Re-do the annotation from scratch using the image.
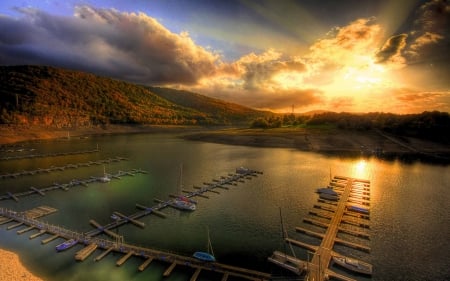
[0,206,270,281]
[85,167,262,237]
[0,169,147,202]
[0,148,99,161]
[0,156,127,179]
[268,175,372,281]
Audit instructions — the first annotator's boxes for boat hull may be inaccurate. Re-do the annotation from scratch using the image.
[332,256,372,275]
[193,251,216,262]
[171,199,196,211]
[55,239,78,252]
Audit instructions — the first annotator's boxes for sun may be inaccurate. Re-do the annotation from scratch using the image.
[341,56,388,89]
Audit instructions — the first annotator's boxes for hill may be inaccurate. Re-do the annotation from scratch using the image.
[148,86,268,124]
[0,65,266,128]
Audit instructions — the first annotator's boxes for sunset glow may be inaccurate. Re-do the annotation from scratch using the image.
[0,0,448,113]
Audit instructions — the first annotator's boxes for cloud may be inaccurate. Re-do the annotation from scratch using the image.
[230,49,306,90]
[192,80,324,111]
[405,0,449,62]
[394,90,450,112]
[375,34,408,66]
[328,96,354,109]
[0,6,220,84]
[307,18,382,63]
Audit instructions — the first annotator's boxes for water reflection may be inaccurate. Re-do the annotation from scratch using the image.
[0,134,449,281]
[352,159,368,179]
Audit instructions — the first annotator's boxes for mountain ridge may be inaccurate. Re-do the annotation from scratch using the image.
[0,65,268,128]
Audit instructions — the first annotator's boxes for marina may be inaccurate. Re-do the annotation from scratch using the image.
[0,206,271,281]
[84,167,262,238]
[0,147,100,161]
[0,156,127,179]
[268,175,372,281]
[1,134,449,281]
[0,168,148,202]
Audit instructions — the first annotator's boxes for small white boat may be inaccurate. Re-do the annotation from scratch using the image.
[171,164,196,211]
[99,166,110,183]
[171,197,196,211]
[332,255,372,275]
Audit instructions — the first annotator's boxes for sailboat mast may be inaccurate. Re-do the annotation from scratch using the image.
[207,227,215,257]
[179,163,183,190]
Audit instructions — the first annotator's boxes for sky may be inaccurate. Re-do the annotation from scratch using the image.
[0,0,449,113]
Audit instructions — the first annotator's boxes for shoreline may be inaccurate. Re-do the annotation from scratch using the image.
[1,125,449,165]
[0,124,208,145]
[182,127,450,165]
[0,248,44,281]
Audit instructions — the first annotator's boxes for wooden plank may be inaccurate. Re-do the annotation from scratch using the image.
[190,267,202,281]
[7,222,23,230]
[116,251,134,266]
[17,225,35,234]
[138,257,154,272]
[75,243,98,261]
[94,247,114,262]
[163,262,177,277]
[29,230,46,239]
[221,272,229,281]
[41,234,59,244]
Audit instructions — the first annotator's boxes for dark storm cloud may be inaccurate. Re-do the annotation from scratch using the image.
[0,6,220,84]
[242,59,306,90]
[406,0,450,63]
[375,34,408,63]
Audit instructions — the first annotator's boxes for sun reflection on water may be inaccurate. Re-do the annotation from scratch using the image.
[352,159,368,179]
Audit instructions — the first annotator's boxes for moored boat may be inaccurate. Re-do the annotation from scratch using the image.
[319,192,339,201]
[55,239,78,252]
[316,187,338,196]
[171,196,196,211]
[332,255,372,275]
[193,227,216,262]
[99,166,110,183]
[193,251,216,262]
[170,163,197,211]
[347,205,370,214]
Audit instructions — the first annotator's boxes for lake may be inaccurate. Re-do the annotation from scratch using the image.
[0,133,449,281]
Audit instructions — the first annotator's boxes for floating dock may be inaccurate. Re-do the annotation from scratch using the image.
[268,175,372,281]
[0,205,271,281]
[85,167,262,238]
[0,169,147,202]
[0,148,100,161]
[0,157,127,179]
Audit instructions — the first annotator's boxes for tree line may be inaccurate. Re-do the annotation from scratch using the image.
[250,111,450,143]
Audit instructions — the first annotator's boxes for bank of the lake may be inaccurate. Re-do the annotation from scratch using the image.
[1,125,449,164]
[0,248,43,281]
[183,127,450,164]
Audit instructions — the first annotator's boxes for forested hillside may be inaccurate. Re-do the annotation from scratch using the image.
[0,65,265,127]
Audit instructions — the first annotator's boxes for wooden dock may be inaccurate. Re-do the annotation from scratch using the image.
[0,157,127,179]
[86,167,262,238]
[0,169,147,202]
[0,205,271,281]
[268,175,372,280]
[0,148,100,161]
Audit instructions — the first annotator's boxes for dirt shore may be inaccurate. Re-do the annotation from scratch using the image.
[182,127,450,164]
[0,249,43,281]
[0,124,205,145]
[1,125,449,164]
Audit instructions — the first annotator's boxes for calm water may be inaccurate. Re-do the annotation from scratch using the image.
[0,133,449,281]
